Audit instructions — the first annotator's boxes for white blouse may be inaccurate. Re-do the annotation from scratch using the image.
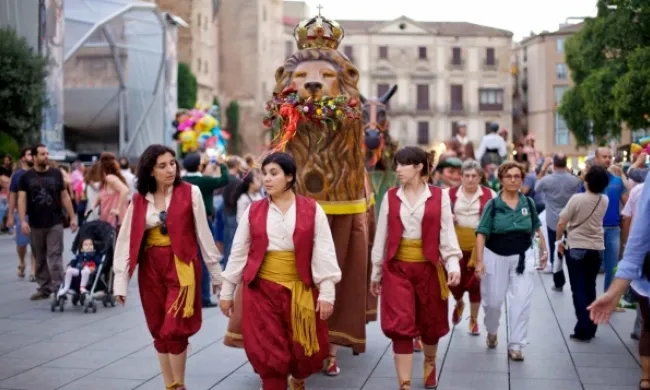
[220,199,342,304]
[370,185,462,282]
[236,192,263,224]
[447,186,496,229]
[113,185,223,297]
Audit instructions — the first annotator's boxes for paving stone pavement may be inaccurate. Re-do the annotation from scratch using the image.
[0,231,642,390]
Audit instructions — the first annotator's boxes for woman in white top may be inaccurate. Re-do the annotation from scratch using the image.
[219,152,341,390]
[556,165,609,342]
[235,168,263,224]
[370,146,462,390]
[112,145,222,390]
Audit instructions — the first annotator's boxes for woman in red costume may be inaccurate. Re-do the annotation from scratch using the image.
[219,152,341,390]
[370,146,462,390]
[113,145,223,390]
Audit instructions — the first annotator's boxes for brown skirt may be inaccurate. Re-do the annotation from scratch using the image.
[365,205,378,323]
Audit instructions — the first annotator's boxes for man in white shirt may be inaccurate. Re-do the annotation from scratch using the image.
[118,157,135,201]
[476,122,507,167]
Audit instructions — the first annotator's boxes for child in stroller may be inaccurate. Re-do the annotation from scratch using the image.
[57,238,100,298]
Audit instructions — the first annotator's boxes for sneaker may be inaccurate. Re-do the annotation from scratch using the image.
[486,334,498,349]
[323,355,340,376]
[452,301,465,325]
[469,317,480,336]
[30,291,50,301]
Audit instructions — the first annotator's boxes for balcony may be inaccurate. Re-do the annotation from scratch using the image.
[482,59,499,72]
[446,105,466,116]
[479,103,504,112]
[447,59,466,71]
[389,105,436,116]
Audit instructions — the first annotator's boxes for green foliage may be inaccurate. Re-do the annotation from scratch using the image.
[177,62,197,109]
[559,0,650,142]
[225,101,241,154]
[0,133,20,159]
[0,27,48,146]
[212,96,219,107]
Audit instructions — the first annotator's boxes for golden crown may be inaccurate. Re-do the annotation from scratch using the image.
[294,6,344,50]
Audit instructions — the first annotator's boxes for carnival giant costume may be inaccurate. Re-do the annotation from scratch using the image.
[224,12,372,368]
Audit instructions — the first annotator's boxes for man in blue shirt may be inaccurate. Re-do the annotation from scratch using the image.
[6,148,35,281]
[591,148,628,292]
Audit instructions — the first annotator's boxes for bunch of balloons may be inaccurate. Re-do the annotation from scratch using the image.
[630,136,650,156]
[172,104,230,156]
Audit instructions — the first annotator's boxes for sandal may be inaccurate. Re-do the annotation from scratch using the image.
[508,349,524,361]
[17,265,25,278]
[399,380,411,390]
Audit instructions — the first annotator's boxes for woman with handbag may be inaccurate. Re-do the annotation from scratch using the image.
[555,165,609,342]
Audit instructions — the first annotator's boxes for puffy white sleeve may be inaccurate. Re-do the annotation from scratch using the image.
[191,185,222,285]
[311,204,342,304]
[439,190,462,274]
[219,205,251,300]
[370,195,389,282]
[112,202,134,297]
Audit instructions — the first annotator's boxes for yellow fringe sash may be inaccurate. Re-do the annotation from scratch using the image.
[455,226,478,268]
[395,239,450,300]
[258,251,319,356]
[146,226,196,319]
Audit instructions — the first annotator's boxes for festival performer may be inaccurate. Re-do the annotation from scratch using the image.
[260,11,370,375]
[476,123,507,168]
[370,146,462,390]
[447,160,495,335]
[113,145,223,390]
[219,152,341,390]
[434,156,462,189]
[361,86,399,323]
[446,122,475,161]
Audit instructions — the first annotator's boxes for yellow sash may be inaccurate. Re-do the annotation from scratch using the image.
[258,251,319,357]
[395,239,450,300]
[454,226,477,268]
[146,226,196,319]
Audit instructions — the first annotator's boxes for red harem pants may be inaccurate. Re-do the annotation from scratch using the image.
[449,251,481,303]
[242,279,329,390]
[138,245,202,354]
[380,260,449,354]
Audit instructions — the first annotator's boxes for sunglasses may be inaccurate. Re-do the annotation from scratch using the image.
[159,211,168,235]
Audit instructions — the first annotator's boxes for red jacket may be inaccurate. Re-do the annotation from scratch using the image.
[242,195,316,286]
[128,182,199,277]
[384,185,442,265]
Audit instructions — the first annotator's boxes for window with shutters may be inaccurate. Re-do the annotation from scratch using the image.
[418,46,427,59]
[554,112,570,145]
[556,63,567,80]
[485,48,496,66]
[451,47,462,65]
[479,88,504,111]
[379,46,388,59]
[377,83,390,108]
[416,84,429,110]
[343,45,353,61]
[417,121,430,145]
[450,85,463,111]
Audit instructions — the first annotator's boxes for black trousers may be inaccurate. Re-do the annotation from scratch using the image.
[565,248,601,339]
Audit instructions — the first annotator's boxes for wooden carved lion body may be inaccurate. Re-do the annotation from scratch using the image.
[274,48,365,202]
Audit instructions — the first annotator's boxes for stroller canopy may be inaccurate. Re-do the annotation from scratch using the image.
[71,220,116,256]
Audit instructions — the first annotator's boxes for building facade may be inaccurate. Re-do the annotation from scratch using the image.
[145,0,218,106]
[282,15,514,151]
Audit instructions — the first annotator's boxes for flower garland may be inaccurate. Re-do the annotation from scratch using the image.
[263,87,361,151]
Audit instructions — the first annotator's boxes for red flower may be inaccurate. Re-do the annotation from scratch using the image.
[348,98,359,108]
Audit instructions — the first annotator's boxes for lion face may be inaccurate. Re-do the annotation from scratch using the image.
[289,61,340,100]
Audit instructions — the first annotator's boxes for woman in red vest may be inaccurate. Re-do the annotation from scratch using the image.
[218,152,342,390]
[447,159,496,335]
[370,146,462,390]
[113,145,223,390]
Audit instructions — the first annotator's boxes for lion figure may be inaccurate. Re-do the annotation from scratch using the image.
[273,48,365,202]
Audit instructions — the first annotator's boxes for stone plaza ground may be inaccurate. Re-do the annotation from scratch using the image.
[0,231,643,389]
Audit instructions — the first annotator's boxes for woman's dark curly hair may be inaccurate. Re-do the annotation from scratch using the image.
[135,144,182,195]
[232,168,261,205]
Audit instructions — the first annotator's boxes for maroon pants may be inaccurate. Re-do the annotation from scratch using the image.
[242,279,329,390]
[138,246,202,354]
[449,251,481,303]
[380,260,449,354]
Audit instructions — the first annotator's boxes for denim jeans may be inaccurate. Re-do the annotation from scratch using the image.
[566,248,602,339]
[547,227,566,288]
[603,226,621,292]
[222,214,238,269]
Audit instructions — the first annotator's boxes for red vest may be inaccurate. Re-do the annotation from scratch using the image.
[385,185,442,265]
[448,186,493,217]
[242,195,316,286]
[128,182,199,277]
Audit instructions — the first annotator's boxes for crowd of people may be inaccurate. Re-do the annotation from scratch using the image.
[3,137,650,390]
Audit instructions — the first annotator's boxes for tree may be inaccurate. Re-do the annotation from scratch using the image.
[558,0,650,145]
[225,101,241,154]
[0,27,48,146]
[177,62,197,109]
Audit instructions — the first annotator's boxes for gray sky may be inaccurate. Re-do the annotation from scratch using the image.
[297,0,598,41]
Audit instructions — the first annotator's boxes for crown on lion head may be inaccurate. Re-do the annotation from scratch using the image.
[293,11,345,50]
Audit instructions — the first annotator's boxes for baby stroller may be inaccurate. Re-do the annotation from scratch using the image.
[51,220,117,313]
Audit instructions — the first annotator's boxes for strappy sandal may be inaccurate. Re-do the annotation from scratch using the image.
[640,378,650,390]
[508,349,524,361]
[17,265,25,278]
[399,380,411,390]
